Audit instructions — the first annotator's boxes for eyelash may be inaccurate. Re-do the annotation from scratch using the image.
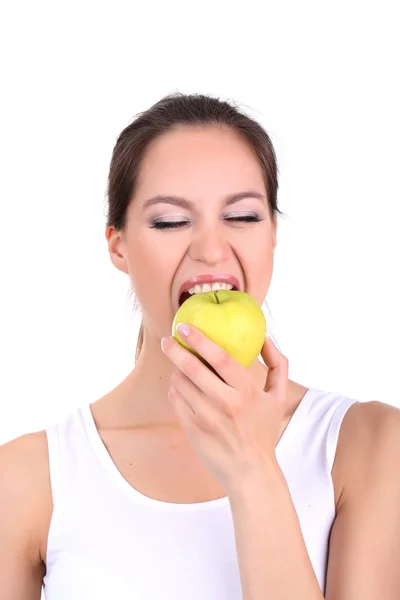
[150,215,263,230]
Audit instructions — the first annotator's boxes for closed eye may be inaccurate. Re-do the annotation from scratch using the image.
[150,215,263,230]
[226,215,262,223]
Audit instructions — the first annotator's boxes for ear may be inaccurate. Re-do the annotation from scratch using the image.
[105,226,129,275]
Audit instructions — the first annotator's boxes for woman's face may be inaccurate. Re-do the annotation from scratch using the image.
[108,125,277,340]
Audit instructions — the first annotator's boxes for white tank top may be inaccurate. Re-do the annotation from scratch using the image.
[42,387,358,598]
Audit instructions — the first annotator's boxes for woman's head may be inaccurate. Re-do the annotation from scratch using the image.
[105,93,284,363]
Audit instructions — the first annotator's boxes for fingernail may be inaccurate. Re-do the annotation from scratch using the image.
[177,322,190,338]
[161,337,169,352]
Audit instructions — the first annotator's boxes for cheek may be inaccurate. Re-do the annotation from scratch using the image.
[127,235,178,306]
[237,237,273,303]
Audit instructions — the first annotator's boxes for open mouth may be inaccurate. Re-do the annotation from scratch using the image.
[179,283,239,307]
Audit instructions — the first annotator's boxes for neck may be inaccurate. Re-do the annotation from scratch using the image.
[115,329,269,428]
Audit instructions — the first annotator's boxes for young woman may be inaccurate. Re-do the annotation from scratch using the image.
[1,93,399,599]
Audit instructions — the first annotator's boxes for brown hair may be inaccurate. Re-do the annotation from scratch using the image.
[105,92,285,363]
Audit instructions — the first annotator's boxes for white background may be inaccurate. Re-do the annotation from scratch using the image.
[1,0,399,449]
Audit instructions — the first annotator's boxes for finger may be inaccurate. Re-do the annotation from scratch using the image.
[172,322,248,390]
[260,337,289,400]
[168,385,196,425]
[162,335,228,400]
[171,372,215,425]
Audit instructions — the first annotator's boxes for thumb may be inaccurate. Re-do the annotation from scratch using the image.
[261,337,289,398]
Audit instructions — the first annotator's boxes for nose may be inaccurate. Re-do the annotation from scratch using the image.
[189,221,230,265]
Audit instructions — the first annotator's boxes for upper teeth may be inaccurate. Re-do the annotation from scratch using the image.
[187,282,234,295]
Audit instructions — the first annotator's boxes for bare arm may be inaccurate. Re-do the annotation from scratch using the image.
[229,463,324,600]
[325,400,400,599]
[0,431,51,600]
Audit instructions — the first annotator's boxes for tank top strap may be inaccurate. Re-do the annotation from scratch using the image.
[301,388,359,472]
[45,421,60,510]
[45,405,95,510]
[276,387,359,474]
[326,395,359,471]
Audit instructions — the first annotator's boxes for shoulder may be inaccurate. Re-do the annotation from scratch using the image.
[325,401,400,596]
[335,399,400,509]
[0,429,50,487]
[0,430,53,565]
[339,398,400,453]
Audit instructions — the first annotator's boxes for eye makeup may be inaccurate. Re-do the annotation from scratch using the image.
[149,213,263,230]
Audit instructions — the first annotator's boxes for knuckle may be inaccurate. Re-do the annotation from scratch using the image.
[229,400,244,420]
[213,348,230,369]
[219,390,240,416]
[219,396,233,416]
[243,382,258,402]
[182,357,196,378]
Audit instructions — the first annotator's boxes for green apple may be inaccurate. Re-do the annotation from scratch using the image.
[172,290,266,368]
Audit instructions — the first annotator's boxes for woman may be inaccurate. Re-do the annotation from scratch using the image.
[1,93,399,599]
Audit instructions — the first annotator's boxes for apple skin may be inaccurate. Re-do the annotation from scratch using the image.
[172,290,266,368]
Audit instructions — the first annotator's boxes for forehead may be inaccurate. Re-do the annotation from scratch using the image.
[135,125,265,199]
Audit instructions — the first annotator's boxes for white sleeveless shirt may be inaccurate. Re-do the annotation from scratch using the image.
[42,388,359,598]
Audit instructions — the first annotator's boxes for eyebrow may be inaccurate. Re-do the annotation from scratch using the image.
[142,191,267,211]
